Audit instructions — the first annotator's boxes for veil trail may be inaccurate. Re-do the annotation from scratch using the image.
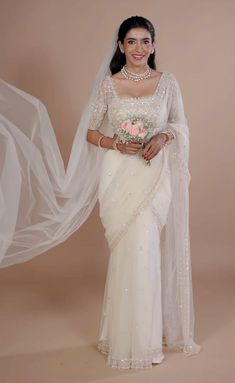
[0,30,118,267]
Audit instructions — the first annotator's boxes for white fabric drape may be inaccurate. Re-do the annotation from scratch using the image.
[0,29,200,357]
[0,31,118,267]
[97,145,172,368]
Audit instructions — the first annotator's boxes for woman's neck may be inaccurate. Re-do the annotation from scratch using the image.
[124,63,149,74]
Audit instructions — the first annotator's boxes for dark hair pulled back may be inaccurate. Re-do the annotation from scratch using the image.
[109,16,156,75]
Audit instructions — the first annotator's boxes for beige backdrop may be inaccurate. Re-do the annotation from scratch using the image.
[0,1,234,382]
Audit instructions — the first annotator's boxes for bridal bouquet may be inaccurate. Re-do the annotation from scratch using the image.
[116,117,154,166]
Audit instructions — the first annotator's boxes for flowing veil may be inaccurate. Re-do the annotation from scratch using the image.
[0,30,118,267]
[0,28,201,356]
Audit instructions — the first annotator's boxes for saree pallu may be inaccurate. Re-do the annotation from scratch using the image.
[97,147,172,368]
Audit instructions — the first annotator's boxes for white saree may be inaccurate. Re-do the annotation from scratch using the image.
[88,72,201,367]
[0,31,201,368]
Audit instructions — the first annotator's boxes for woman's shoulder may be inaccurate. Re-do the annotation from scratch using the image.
[148,70,179,92]
[163,70,179,83]
[111,71,122,79]
[96,73,115,99]
[97,73,112,91]
[158,71,180,90]
[157,70,177,82]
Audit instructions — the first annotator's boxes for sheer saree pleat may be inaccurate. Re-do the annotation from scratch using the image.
[161,120,201,355]
[98,148,168,250]
[97,148,172,368]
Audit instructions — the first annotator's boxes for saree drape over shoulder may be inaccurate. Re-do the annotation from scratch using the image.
[0,70,201,368]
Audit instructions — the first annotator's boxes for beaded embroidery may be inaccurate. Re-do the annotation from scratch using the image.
[88,71,175,141]
[93,71,201,365]
[97,340,164,369]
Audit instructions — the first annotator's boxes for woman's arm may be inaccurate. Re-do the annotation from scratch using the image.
[87,129,142,154]
[86,78,142,154]
[87,129,116,149]
[86,77,119,150]
[142,74,187,161]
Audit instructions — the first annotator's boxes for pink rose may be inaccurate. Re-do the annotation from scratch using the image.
[134,119,144,129]
[121,119,132,132]
[138,127,148,139]
[129,125,140,136]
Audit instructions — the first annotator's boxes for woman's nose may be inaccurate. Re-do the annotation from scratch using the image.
[135,42,143,51]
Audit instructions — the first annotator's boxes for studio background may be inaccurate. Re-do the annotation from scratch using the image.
[0,1,234,382]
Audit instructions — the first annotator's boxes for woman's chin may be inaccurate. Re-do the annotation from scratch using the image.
[128,59,148,67]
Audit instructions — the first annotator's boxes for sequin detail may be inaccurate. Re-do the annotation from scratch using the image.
[97,340,165,369]
[88,72,176,141]
[95,71,201,365]
[108,157,169,251]
[107,72,169,139]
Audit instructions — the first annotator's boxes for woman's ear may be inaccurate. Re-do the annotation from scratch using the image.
[151,42,155,54]
[118,41,124,53]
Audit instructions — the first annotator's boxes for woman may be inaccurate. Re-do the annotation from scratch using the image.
[0,16,200,369]
[86,16,201,368]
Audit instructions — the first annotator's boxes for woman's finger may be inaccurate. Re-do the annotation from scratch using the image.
[145,147,162,160]
[143,143,161,158]
[143,149,155,159]
[142,143,152,155]
[118,145,139,154]
[127,143,143,149]
[145,152,156,160]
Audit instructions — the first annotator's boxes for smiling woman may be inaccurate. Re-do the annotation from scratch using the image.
[0,15,201,369]
[86,16,201,368]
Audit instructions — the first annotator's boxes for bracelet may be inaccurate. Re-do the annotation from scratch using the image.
[166,129,175,141]
[112,136,120,151]
[161,129,175,147]
[97,135,105,149]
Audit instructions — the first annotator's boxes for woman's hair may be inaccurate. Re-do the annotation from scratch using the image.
[109,16,156,75]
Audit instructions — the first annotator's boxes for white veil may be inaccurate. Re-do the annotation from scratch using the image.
[0,30,118,267]
[0,27,201,356]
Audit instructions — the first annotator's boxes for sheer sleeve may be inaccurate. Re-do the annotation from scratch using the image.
[165,74,188,139]
[164,73,190,178]
[88,75,111,131]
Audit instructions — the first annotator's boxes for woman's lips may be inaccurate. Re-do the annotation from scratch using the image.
[132,54,145,60]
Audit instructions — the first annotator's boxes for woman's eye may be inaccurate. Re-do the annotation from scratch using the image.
[126,40,150,45]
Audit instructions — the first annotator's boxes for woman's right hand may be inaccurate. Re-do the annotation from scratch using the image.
[117,141,143,155]
[113,135,143,155]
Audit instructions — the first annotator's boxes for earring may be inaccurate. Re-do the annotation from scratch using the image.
[120,49,124,53]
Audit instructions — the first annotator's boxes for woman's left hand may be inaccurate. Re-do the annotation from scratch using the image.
[142,133,166,161]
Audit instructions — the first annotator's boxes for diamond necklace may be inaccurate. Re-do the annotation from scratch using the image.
[121,65,151,82]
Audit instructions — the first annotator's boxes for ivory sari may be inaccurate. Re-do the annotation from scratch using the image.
[88,72,201,368]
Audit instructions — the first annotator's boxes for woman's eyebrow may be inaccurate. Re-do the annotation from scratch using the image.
[126,37,151,41]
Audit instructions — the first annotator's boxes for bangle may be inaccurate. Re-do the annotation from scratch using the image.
[166,129,175,141]
[161,129,175,147]
[112,136,120,151]
[97,135,105,149]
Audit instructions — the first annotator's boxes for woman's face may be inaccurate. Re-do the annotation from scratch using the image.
[118,27,155,68]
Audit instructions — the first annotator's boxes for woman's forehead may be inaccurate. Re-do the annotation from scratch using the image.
[125,28,151,40]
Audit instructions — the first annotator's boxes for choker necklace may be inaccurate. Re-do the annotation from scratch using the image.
[121,65,151,81]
